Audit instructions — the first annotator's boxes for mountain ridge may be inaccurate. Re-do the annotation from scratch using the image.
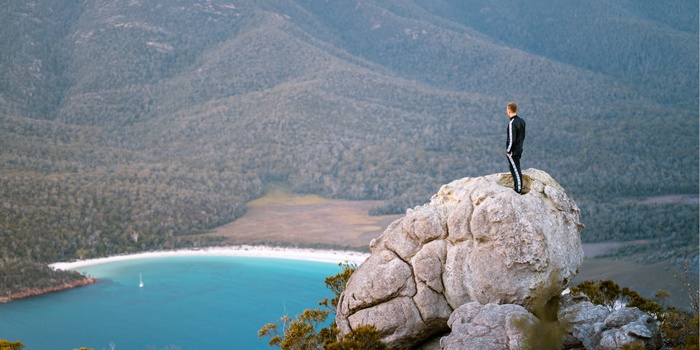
[0,0,697,297]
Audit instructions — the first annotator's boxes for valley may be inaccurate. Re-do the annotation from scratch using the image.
[0,0,696,302]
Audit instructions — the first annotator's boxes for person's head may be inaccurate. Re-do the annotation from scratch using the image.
[507,102,517,116]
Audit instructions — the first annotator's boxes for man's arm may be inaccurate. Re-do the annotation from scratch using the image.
[506,119,514,155]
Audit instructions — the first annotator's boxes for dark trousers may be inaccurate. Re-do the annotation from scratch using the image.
[507,154,522,193]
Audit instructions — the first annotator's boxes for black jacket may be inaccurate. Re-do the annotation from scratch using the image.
[506,115,526,156]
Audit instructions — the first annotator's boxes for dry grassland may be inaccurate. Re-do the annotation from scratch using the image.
[207,187,401,248]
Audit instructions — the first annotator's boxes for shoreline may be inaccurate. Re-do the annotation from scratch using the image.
[0,278,98,303]
[50,245,371,270]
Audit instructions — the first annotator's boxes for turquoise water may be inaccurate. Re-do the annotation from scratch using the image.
[0,256,339,349]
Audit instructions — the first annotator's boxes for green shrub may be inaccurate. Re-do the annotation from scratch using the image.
[0,340,25,350]
[259,262,390,349]
[572,278,699,349]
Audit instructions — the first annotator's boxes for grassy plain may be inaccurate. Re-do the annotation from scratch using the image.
[207,186,401,248]
[206,187,698,310]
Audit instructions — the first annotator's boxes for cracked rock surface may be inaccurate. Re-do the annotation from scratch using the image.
[336,169,585,349]
[440,302,539,350]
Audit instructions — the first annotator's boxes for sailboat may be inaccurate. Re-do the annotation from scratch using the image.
[139,273,144,288]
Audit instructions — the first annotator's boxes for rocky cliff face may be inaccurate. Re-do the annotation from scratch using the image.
[336,169,585,348]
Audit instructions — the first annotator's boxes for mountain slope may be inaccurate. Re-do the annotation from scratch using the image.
[0,0,697,296]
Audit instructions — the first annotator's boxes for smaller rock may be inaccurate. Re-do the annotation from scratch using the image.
[558,294,663,350]
[440,302,539,350]
[604,308,646,328]
[623,321,653,339]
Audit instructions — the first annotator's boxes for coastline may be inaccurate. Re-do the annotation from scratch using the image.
[50,245,371,271]
[0,277,98,303]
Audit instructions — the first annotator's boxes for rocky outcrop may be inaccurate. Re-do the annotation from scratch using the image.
[336,169,585,348]
[558,294,663,350]
[434,295,664,350]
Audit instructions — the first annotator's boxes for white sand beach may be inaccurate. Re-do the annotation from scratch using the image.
[50,245,370,270]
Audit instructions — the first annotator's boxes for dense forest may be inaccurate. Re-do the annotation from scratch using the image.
[0,0,697,297]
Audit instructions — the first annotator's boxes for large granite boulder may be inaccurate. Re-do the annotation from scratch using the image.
[336,169,585,348]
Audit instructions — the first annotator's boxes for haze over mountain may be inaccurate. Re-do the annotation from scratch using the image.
[0,0,697,295]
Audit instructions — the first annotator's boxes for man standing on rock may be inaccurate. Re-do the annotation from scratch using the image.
[506,102,526,193]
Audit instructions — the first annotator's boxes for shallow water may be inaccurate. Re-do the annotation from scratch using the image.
[0,256,339,349]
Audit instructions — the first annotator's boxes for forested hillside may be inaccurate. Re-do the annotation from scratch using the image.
[0,0,697,297]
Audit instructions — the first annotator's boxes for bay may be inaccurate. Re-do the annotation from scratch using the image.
[0,256,340,349]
